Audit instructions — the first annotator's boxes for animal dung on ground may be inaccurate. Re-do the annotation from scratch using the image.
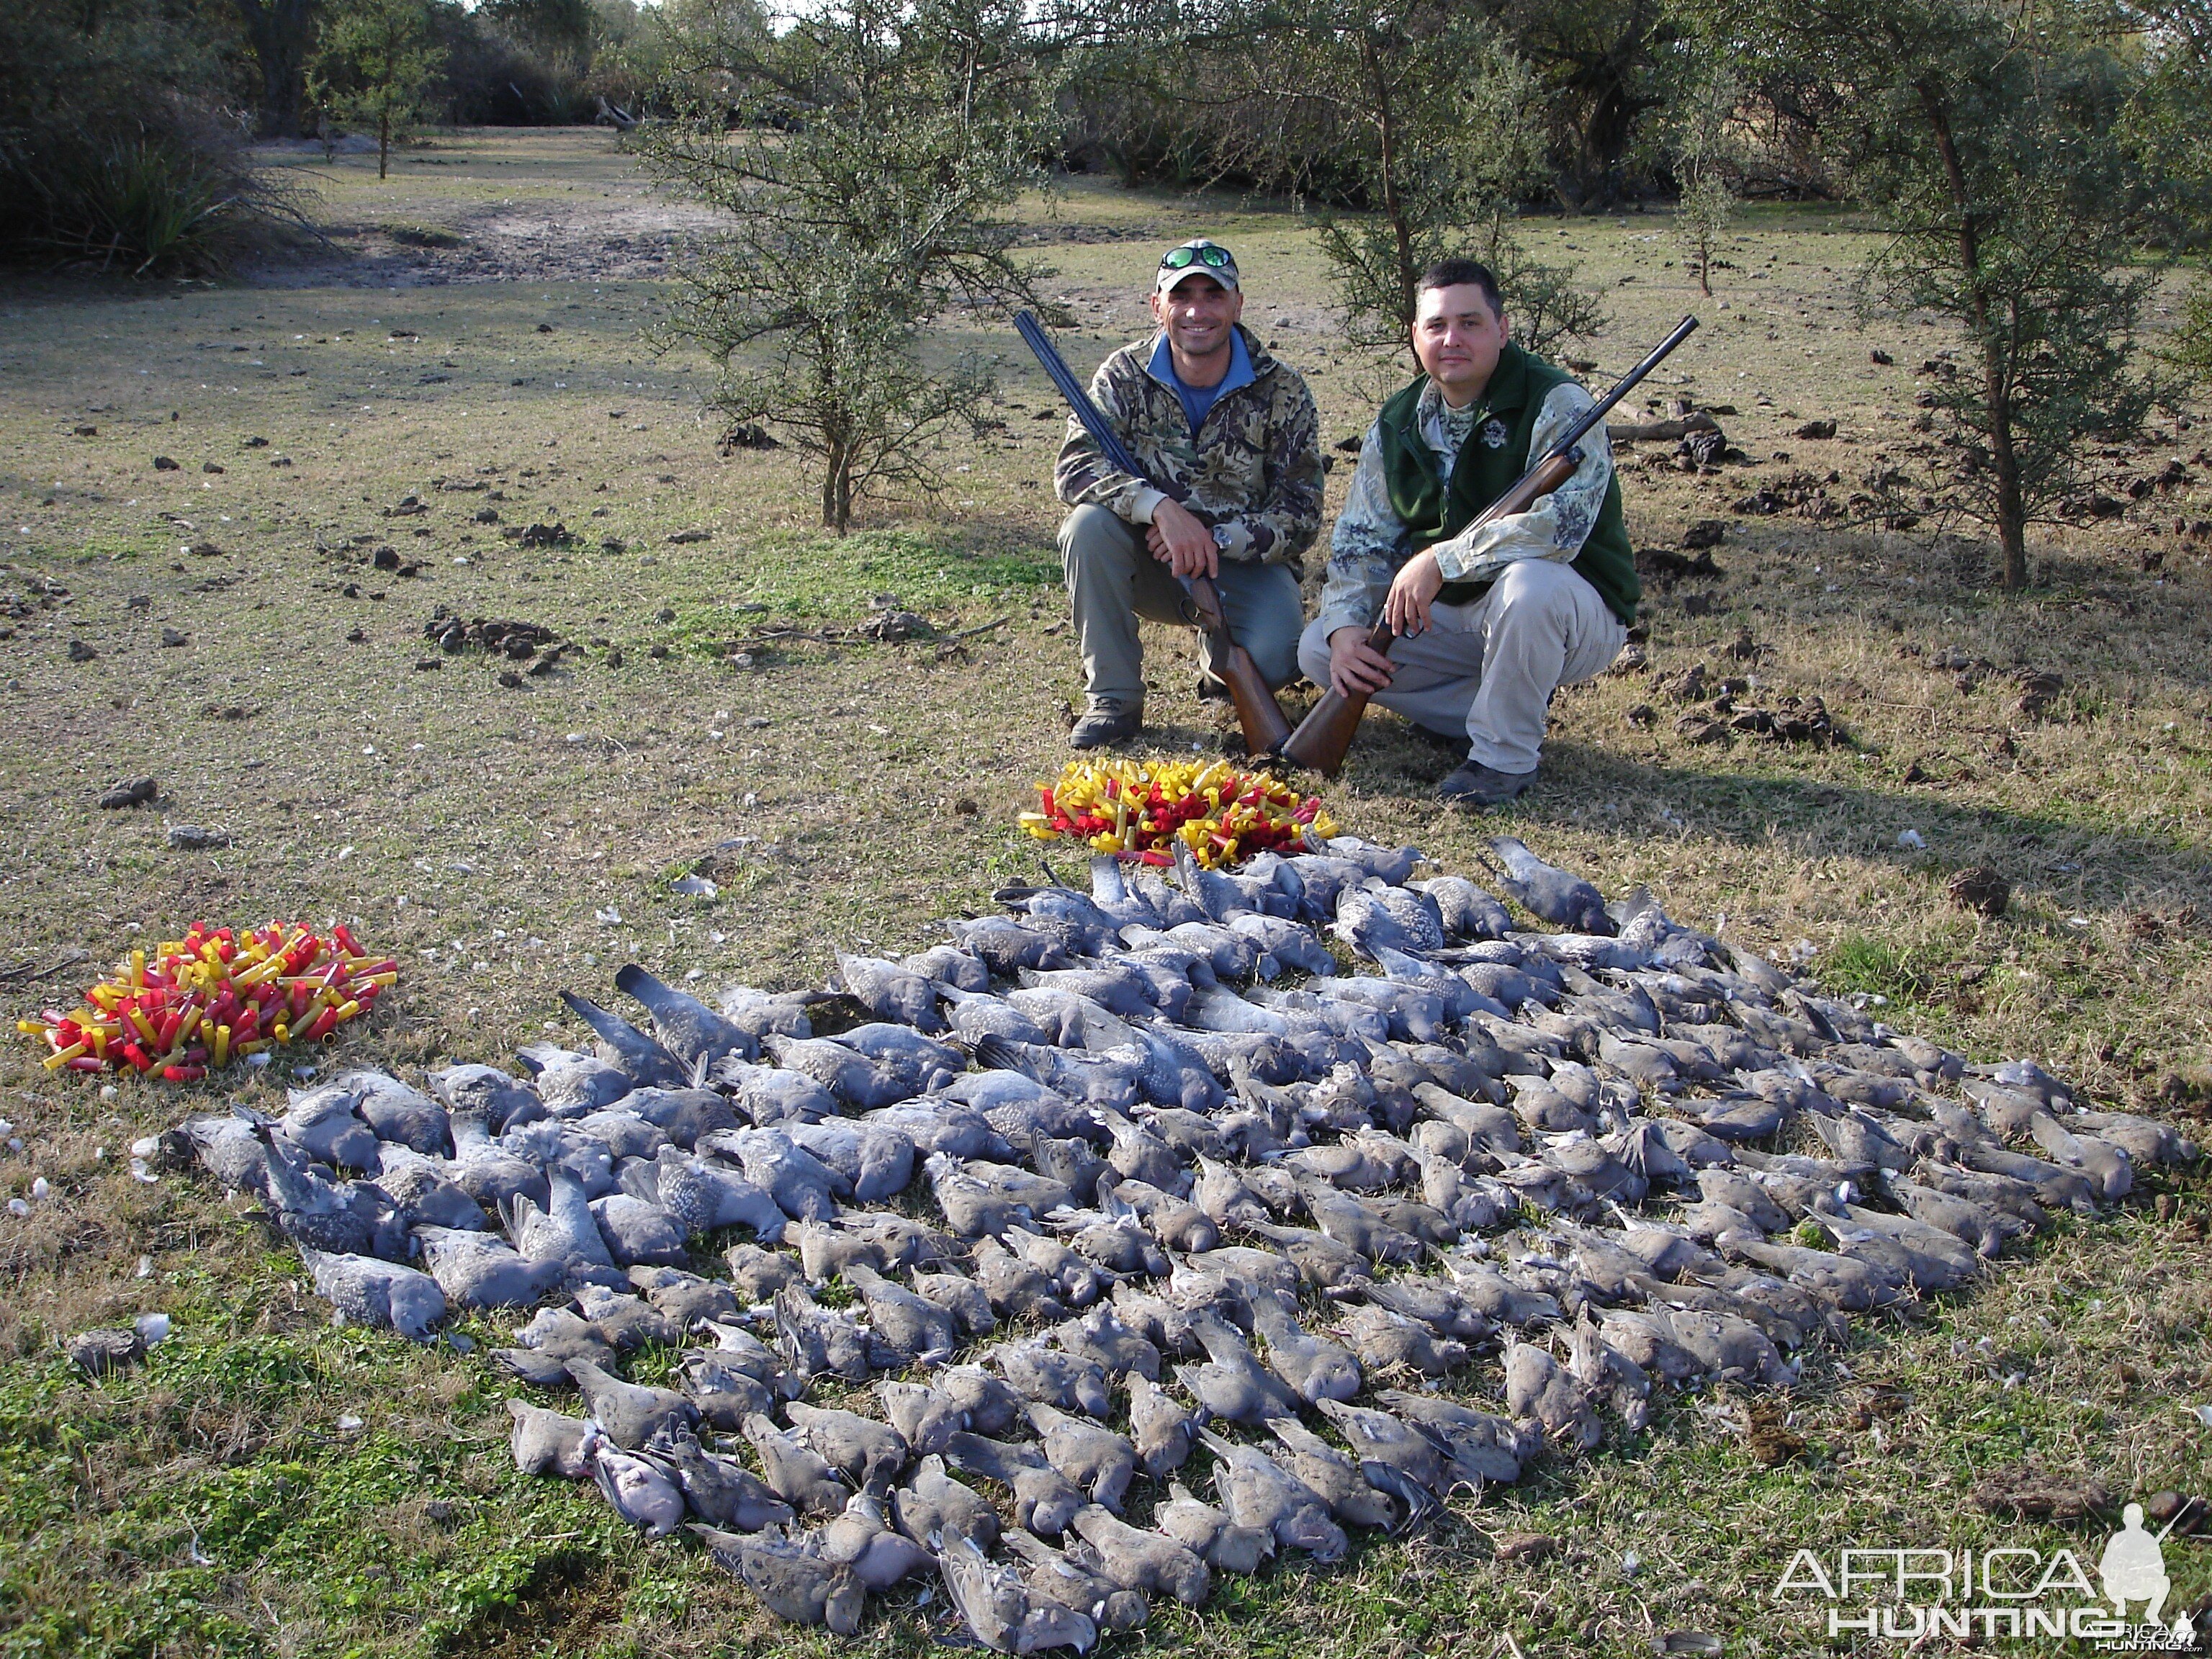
[164,832,2194,1650]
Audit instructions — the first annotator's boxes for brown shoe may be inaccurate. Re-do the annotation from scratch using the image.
[1436,760,1536,806]
[1070,697,1142,750]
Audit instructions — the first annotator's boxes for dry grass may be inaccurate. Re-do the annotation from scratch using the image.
[1,129,2210,1657]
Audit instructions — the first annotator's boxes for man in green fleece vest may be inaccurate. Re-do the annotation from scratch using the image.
[1298,258,1638,805]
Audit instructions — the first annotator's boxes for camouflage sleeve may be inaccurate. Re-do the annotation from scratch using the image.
[1313,423,1408,637]
[1430,382,1611,580]
[1052,356,1166,525]
[1214,370,1324,565]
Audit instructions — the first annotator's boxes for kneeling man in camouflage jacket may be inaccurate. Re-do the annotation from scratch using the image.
[1052,238,1324,749]
[1299,257,1639,806]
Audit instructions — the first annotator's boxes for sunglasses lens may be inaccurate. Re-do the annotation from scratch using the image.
[1201,246,1230,266]
[1162,248,1194,269]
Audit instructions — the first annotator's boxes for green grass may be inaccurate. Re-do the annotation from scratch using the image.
[1,127,2210,1658]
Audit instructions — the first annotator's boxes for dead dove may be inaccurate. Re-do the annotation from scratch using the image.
[415,1226,563,1310]
[774,1284,889,1381]
[1176,1310,1301,1425]
[935,1364,1026,1437]
[1502,1341,1602,1449]
[1481,837,1614,935]
[1371,1390,1534,1486]
[507,1399,591,1478]
[732,1128,842,1222]
[589,1434,685,1537]
[786,1401,909,1487]
[911,1264,999,1336]
[1002,1529,1149,1633]
[936,1529,1099,1655]
[693,1523,864,1634]
[298,1247,445,1340]
[877,1380,970,1456]
[835,951,950,1033]
[647,1145,786,1239]
[696,1319,806,1401]
[1053,1305,1161,1382]
[494,1306,616,1385]
[742,1411,851,1518]
[943,1431,1087,1536]
[1262,1418,1398,1529]
[814,1486,935,1588]
[572,1285,679,1351]
[1154,1480,1274,1574]
[650,1426,795,1531]
[1311,1398,1447,1498]
[568,1357,696,1450]
[842,1262,958,1363]
[1069,1504,1211,1606]
[721,1241,803,1301]
[1025,1402,1137,1510]
[1568,1313,1653,1429]
[787,1118,920,1206]
[893,1454,1000,1551]
[613,963,758,1068]
[1332,1302,1467,1380]
[1195,1426,1349,1562]
[1248,1287,1363,1405]
[559,992,690,1088]
[1125,1371,1196,1478]
[992,1339,1113,1419]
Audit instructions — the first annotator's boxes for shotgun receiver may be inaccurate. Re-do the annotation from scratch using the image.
[1275,315,1701,778]
[1015,310,1294,756]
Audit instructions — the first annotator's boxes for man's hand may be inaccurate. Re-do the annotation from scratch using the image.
[1326,625,1394,697]
[1382,549,1443,638]
[1146,498,1219,580]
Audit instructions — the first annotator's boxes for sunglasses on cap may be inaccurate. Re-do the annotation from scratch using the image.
[1160,243,1234,271]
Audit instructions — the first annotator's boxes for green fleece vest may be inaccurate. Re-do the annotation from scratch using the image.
[1375,343,1639,625]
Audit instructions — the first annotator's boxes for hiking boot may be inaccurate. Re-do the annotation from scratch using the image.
[1436,760,1537,806]
[1070,697,1142,750]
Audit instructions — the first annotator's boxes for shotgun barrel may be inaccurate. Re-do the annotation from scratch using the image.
[1274,316,1700,778]
[1015,311,1293,757]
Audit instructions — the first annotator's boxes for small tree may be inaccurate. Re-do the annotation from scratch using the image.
[1732,0,2165,590]
[1667,64,1740,297]
[1199,0,1605,362]
[637,0,1066,531]
[315,0,445,179]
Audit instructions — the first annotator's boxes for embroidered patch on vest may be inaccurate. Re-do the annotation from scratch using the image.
[1479,418,1510,449]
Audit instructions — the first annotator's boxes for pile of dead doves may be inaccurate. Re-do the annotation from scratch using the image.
[161,835,2193,1650]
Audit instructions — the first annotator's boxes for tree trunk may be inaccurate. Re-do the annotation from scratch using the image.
[823,439,848,531]
[379,101,390,179]
[1990,376,2027,589]
[233,0,317,139]
[1919,81,2023,590]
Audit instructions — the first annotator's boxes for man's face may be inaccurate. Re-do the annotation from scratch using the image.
[1150,274,1243,361]
[1413,283,1510,402]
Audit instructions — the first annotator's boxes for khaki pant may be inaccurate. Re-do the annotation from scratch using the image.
[1295,558,1626,775]
[1059,504,1305,708]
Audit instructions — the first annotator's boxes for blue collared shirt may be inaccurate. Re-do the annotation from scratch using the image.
[1146,330,1254,439]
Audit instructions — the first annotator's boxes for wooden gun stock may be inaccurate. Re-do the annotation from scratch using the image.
[1185,573,1294,755]
[1274,450,1581,778]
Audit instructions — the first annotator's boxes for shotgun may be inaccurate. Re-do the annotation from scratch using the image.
[1015,310,1295,757]
[1275,315,1701,778]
